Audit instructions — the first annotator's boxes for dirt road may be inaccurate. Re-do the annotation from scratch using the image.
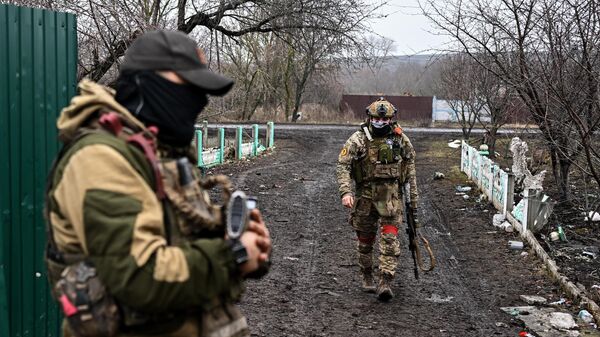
[210,129,559,337]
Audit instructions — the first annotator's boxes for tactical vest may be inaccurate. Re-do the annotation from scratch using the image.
[352,123,407,184]
[45,111,245,337]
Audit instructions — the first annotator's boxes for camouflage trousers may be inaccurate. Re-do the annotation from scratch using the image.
[351,192,403,277]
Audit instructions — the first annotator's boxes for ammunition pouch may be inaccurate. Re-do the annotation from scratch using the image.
[55,261,120,337]
[377,141,403,164]
[372,163,401,179]
[351,161,363,184]
[351,151,368,184]
[358,161,402,182]
[377,144,394,163]
[353,135,407,183]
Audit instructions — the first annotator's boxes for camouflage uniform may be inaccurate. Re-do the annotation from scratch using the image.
[336,117,418,283]
[46,80,249,337]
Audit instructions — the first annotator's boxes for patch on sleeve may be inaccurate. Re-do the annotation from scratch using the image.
[340,148,348,157]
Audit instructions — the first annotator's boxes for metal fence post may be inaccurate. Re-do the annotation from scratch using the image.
[266,122,275,148]
[252,124,259,156]
[196,129,204,167]
[218,128,225,164]
[235,127,243,160]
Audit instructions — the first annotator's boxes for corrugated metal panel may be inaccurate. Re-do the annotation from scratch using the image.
[340,94,433,122]
[0,4,77,336]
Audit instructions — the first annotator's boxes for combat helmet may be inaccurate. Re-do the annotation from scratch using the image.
[366,97,397,118]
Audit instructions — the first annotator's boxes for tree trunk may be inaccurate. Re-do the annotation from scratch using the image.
[550,147,571,201]
[558,159,571,202]
[488,128,498,159]
[462,126,471,140]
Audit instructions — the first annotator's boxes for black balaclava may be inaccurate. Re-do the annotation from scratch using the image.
[115,70,208,148]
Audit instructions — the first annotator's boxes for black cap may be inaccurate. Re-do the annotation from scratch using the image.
[121,30,234,96]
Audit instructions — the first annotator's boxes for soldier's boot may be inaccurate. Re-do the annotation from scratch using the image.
[376,273,394,302]
[361,270,376,293]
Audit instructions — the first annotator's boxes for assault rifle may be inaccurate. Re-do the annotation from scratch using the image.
[403,183,436,280]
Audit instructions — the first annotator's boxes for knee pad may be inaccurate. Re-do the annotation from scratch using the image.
[381,224,398,235]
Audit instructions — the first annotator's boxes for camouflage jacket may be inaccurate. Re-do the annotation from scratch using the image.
[46,80,241,317]
[336,123,419,208]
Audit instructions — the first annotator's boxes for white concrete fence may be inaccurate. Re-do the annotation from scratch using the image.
[460,141,552,232]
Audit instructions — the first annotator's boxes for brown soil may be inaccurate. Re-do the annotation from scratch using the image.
[208,129,564,337]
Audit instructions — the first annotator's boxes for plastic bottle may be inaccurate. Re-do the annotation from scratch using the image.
[557,224,567,241]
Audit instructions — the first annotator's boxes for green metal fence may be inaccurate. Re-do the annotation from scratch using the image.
[0,4,77,336]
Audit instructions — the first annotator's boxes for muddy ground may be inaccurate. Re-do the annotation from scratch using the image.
[208,129,565,337]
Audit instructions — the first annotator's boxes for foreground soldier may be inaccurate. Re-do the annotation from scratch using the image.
[336,97,419,301]
[45,30,271,337]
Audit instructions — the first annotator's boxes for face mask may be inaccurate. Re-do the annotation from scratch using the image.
[116,71,208,147]
[371,120,389,129]
[370,119,391,137]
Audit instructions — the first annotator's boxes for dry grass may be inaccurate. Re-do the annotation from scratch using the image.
[445,165,467,184]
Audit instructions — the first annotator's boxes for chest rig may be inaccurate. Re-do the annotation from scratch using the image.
[352,123,406,184]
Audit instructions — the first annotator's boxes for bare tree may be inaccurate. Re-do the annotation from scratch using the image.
[7,0,386,85]
[219,33,275,121]
[436,53,485,139]
[422,0,600,202]
[474,60,515,158]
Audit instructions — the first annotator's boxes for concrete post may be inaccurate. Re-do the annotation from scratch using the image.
[460,141,466,173]
[522,188,541,234]
[506,173,515,213]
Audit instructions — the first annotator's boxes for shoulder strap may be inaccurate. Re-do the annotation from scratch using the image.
[360,122,373,141]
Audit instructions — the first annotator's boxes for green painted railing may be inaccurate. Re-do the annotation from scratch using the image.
[196,123,274,169]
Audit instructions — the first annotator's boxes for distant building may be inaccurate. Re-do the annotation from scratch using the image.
[340,94,433,122]
[432,96,491,123]
[432,96,457,121]
[340,94,532,124]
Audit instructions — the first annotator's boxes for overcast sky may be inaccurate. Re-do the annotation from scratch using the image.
[367,0,452,55]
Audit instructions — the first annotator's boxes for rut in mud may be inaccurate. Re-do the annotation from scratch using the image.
[209,128,559,337]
